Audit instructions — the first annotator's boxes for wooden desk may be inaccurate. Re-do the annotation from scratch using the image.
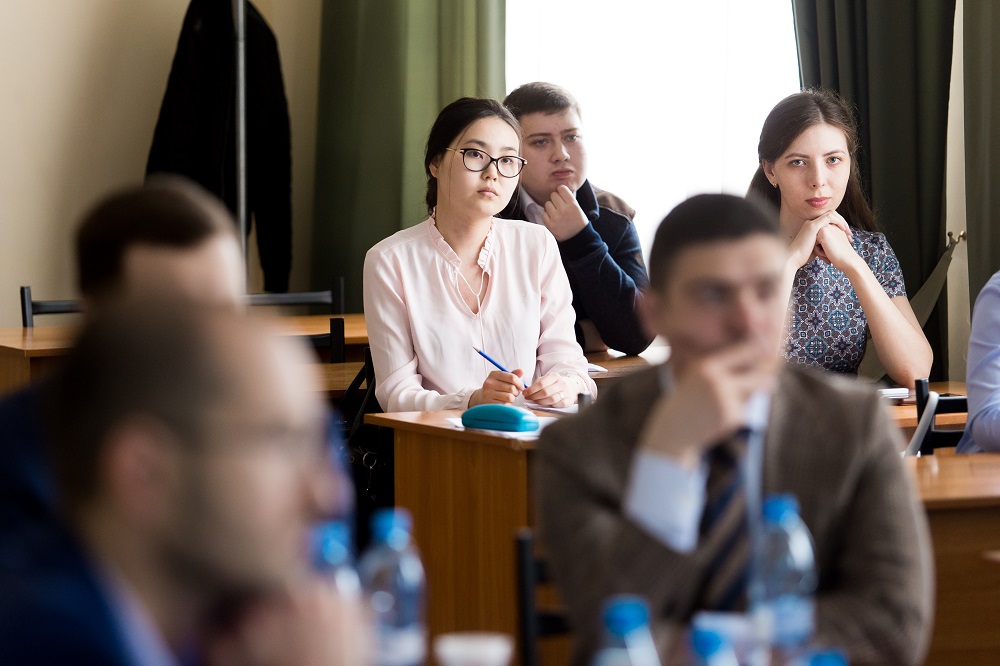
[0,325,76,395]
[907,453,1000,664]
[0,314,369,397]
[586,344,669,388]
[371,404,985,666]
[271,313,368,346]
[366,411,536,663]
[312,362,365,398]
[887,380,968,430]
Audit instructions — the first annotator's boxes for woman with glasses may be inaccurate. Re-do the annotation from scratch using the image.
[747,89,932,387]
[364,97,595,412]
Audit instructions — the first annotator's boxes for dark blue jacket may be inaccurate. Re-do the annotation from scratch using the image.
[0,383,58,536]
[0,521,132,665]
[501,181,653,355]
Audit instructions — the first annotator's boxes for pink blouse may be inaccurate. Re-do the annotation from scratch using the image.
[363,217,596,412]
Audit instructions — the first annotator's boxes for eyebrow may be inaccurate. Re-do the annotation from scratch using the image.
[525,128,580,139]
[464,138,519,153]
[785,149,847,159]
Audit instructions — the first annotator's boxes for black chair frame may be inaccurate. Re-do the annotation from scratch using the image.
[20,285,81,327]
[516,528,570,666]
[914,378,968,455]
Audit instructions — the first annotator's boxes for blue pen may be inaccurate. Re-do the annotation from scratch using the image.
[473,346,529,389]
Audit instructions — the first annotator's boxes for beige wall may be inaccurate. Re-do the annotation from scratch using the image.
[0,0,322,328]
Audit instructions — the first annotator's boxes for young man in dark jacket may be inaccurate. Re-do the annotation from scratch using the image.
[501,82,652,356]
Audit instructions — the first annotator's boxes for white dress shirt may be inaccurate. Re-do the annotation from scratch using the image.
[624,374,770,553]
[363,217,595,412]
[957,270,1000,453]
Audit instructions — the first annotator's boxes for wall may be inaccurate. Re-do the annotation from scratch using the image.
[0,0,322,328]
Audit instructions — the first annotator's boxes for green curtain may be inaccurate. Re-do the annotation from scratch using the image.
[963,1,1000,305]
[311,0,506,312]
[792,0,956,380]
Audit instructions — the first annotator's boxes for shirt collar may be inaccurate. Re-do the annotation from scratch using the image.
[426,217,496,270]
[518,188,545,226]
[94,558,182,666]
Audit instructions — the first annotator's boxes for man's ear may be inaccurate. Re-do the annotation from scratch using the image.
[102,417,181,527]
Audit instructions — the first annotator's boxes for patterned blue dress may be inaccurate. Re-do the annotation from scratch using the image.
[783,228,906,374]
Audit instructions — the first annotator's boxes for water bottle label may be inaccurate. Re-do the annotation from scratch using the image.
[756,595,814,648]
[376,626,427,666]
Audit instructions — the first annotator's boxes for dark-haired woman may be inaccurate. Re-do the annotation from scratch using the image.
[363,98,595,412]
[748,89,931,387]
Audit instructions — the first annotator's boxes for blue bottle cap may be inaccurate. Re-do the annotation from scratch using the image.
[371,508,413,544]
[311,520,352,569]
[601,595,650,637]
[762,493,799,524]
[690,627,727,658]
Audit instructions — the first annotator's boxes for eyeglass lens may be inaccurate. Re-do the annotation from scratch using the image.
[462,149,524,178]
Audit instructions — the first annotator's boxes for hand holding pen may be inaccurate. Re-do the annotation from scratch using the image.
[471,347,578,408]
[474,347,529,388]
[468,347,527,407]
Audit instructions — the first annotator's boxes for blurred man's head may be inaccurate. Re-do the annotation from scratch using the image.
[645,194,787,371]
[46,304,337,598]
[75,175,244,310]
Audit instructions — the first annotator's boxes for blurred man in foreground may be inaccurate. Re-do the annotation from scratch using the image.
[0,304,366,664]
[0,175,244,537]
[536,194,932,665]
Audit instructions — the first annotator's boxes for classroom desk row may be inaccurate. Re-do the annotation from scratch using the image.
[0,315,961,433]
[0,315,368,396]
[370,405,988,666]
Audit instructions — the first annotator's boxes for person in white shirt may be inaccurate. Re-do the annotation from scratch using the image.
[956,269,1000,453]
[363,97,595,412]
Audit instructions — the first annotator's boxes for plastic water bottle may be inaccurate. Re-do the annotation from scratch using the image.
[591,595,661,666]
[751,494,817,658]
[311,520,362,598]
[358,508,427,666]
[690,627,740,666]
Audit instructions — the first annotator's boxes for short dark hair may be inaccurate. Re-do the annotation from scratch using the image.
[747,89,878,232]
[648,194,781,292]
[45,302,231,517]
[503,82,581,120]
[424,97,521,214]
[75,175,235,301]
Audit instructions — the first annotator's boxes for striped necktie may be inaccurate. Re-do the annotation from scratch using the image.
[696,432,750,611]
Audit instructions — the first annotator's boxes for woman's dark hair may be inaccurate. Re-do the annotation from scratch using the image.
[747,89,878,232]
[424,97,521,214]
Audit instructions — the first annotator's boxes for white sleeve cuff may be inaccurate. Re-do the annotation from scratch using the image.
[624,449,707,553]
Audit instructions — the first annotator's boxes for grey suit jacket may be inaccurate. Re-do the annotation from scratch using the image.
[536,364,933,665]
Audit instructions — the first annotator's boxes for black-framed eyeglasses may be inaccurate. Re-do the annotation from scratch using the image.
[445,147,526,178]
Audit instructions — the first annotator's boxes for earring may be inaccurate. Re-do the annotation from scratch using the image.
[771,181,778,189]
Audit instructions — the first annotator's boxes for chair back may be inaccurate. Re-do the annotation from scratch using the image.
[245,276,345,312]
[904,391,939,456]
[20,286,81,327]
[339,348,393,550]
[515,528,570,666]
[914,378,967,454]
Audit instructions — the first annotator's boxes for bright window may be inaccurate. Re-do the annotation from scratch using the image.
[506,1,801,256]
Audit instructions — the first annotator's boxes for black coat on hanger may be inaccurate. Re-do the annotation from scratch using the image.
[147,0,292,292]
